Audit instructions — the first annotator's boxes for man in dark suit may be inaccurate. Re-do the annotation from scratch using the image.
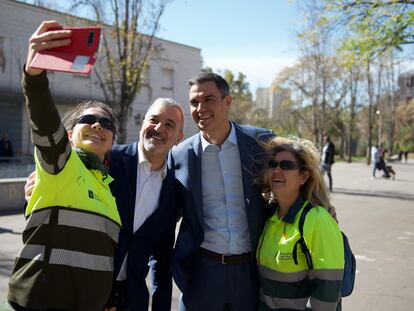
[107,98,184,311]
[170,73,274,311]
[24,97,184,311]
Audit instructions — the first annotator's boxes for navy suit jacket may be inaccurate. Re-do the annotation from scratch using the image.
[169,123,274,293]
[109,142,178,311]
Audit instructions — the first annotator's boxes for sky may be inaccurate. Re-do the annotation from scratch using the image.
[157,0,301,95]
[23,0,302,95]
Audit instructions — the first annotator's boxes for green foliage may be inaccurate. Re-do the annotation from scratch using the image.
[222,69,255,124]
[326,0,414,57]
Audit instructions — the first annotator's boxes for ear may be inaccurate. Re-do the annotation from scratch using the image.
[67,129,73,142]
[300,170,310,185]
[176,131,184,145]
[225,95,232,110]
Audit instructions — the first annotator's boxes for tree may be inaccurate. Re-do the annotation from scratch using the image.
[395,99,414,151]
[71,0,169,143]
[325,0,414,55]
[223,70,255,124]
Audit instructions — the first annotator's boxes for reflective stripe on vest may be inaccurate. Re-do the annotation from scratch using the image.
[26,209,51,230]
[308,268,343,281]
[261,293,308,310]
[259,265,343,282]
[262,293,339,311]
[18,244,45,261]
[259,265,307,282]
[308,297,339,311]
[49,249,113,271]
[26,208,120,244]
[58,209,120,243]
[17,246,113,272]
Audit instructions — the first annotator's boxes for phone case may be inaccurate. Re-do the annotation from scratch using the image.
[30,27,101,74]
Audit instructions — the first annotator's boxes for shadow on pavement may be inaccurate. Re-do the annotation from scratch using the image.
[334,188,414,201]
[0,211,22,217]
[0,258,14,278]
[0,228,20,235]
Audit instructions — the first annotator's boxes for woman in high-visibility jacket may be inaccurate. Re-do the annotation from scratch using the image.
[256,136,344,311]
[7,21,121,311]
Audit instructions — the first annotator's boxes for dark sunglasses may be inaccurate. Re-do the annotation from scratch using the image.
[76,114,114,131]
[268,159,301,170]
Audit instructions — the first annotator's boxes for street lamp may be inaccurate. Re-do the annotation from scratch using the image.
[376,110,381,147]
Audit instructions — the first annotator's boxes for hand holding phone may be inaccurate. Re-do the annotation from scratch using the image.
[25,21,71,76]
[28,21,101,75]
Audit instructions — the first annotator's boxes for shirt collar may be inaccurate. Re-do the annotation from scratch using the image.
[200,122,238,151]
[137,142,167,179]
[281,194,306,224]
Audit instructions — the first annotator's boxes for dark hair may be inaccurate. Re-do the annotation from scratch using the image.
[188,72,230,98]
[62,100,118,137]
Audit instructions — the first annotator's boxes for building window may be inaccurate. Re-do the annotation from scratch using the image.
[162,68,174,90]
[140,66,150,85]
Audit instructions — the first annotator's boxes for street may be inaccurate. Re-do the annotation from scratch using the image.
[0,160,413,310]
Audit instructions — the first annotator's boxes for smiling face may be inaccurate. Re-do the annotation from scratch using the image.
[189,81,231,141]
[268,150,309,199]
[68,107,114,161]
[140,102,184,159]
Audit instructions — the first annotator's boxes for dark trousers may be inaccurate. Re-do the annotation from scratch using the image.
[179,252,259,311]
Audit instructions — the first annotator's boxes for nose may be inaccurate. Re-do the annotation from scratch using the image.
[91,122,102,131]
[196,102,206,112]
[154,122,163,131]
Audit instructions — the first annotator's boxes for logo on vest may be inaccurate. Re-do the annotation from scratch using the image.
[88,190,102,202]
[279,252,293,260]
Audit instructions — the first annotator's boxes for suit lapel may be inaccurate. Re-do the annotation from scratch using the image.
[123,143,138,229]
[188,135,204,226]
[235,125,255,201]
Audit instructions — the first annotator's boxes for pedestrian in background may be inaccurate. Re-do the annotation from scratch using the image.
[371,145,380,178]
[404,150,409,163]
[321,135,335,191]
[0,131,14,162]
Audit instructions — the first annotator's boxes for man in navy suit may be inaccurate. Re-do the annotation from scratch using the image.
[103,98,185,311]
[170,73,274,311]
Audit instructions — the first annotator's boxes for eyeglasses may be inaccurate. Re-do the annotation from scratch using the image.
[76,114,114,132]
[268,159,301,170]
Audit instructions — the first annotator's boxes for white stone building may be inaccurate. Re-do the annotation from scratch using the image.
[0,0,201,157]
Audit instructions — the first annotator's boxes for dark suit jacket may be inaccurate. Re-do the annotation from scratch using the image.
[169,122,274,293]
[109,142,178,311]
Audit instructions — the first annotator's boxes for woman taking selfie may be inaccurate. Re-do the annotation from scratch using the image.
[7,21,121,311]
[256,136,344,311]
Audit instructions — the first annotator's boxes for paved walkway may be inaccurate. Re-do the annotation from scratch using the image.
[0,159,413,310]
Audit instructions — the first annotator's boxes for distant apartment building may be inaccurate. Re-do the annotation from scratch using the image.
[255,86,290,117]
[0,0,201,157]
[398,70,414,103]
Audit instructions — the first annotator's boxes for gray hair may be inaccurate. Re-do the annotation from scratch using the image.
[145,98,185,132]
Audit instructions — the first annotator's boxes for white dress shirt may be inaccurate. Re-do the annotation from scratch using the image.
[117,142,166,280]
[200,123,251,255]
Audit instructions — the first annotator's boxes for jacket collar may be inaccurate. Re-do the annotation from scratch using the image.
[281,194,306,224]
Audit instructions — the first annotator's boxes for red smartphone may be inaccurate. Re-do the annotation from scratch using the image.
[30,27,101,74]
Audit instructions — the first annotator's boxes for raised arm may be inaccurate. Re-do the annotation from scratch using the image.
[23,21,73,174]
